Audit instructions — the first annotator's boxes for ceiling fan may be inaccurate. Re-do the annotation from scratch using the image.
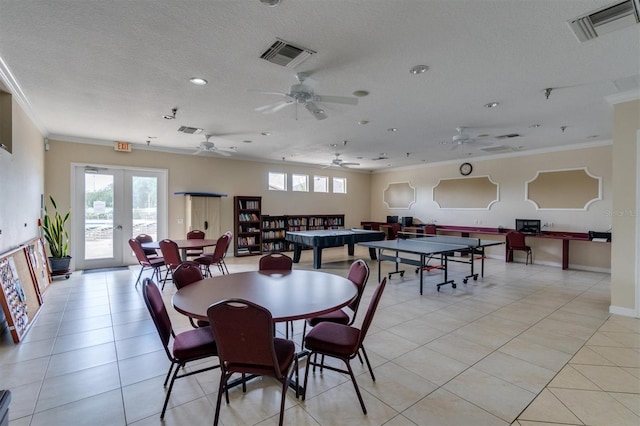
[445,127,493,150]
[253,72,358,120]
[323,153,360,168]
[193,135,233,156]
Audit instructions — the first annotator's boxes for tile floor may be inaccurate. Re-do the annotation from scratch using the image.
[1,247,638,425]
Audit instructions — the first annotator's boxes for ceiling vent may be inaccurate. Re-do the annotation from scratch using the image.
[495,133,521,140]
[260,38,315,68]
[177,126,203,135]
[568,0,640,42]
[480,145,514,153]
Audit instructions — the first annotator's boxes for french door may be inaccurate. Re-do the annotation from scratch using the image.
[72,164,167,270]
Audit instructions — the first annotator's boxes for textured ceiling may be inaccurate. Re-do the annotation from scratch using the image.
[0,0,638,171]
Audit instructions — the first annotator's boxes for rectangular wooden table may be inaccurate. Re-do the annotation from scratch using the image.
[285,229,385,269]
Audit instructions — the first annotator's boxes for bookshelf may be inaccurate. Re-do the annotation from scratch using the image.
[234,196,263,257]
[264,214,345,252]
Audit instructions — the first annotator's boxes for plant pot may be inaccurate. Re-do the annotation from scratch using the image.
[48,256,71,273]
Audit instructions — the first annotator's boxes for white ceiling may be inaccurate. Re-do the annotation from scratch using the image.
[0,0,638,171]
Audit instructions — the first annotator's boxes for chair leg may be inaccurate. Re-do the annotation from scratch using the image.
[360,346,376,381]
[160,362,182,418]
[344,358,367,415]
[164,362,176,386]
[214,370,232,426]
[134,266,145,286]
[303,353,312,401]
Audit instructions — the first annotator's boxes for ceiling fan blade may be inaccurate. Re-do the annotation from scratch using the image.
[193,149,204,155]
[305,102,327,120]
[315,95,358,105]
[248,89,288,97]
[340,162,360,167]
[255,101,291,113]
[211,149,232,157]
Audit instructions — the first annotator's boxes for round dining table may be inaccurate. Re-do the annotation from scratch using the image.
[172,270,357,322]
[141,239,218,260]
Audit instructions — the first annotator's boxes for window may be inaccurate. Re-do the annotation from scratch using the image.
[332,177,347,194]
[292,174,309,192]
[313,175,328,193]
[268,172,287,191]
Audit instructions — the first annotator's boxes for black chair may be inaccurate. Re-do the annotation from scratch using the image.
[142,279,219,418]
[303,278,387,414]
[207,299,297,426]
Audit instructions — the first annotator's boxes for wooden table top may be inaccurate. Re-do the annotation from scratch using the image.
[172,270,357,322]
[141,239,218,250]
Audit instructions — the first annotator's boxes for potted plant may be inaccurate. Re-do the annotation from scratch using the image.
[42,196,71,274]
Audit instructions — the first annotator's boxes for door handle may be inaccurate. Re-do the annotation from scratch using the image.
[115,225,123,230]
[204,220,209,230]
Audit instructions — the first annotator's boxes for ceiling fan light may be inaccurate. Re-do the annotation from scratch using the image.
[189,77,208,86]
[410,65,429,74]
[484,101,499,108]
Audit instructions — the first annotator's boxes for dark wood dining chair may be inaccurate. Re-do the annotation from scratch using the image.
[194,233,230,277]
[258,253,294,338]
[219,231,233,274]
[302,259,370,342]
[207,299,297,426]
[129,238,165,286]
[506,231,532,265]
[142,279,219,419]
[303,277,387,414]
[159,239,182,288]
[172,261,209,328]
[185,229,206,259]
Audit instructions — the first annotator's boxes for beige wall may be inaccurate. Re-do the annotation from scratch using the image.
[43,140,372,255]
[611,99,640,313]
[0,97,44,254]
[370,145,613,270]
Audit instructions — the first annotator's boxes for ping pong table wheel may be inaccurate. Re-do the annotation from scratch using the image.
[463,278,468,284]
[473,274,478,281]
[452,283,457,289]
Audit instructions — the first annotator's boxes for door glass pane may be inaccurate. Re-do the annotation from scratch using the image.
[132,176,158,241]
[84,173,114,259]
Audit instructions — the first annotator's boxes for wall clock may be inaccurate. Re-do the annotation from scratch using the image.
[459,162,473,176]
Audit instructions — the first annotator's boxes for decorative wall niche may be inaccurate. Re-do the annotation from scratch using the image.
[383,182,416,209]
[433,176,499,209]
[526,168,602,210]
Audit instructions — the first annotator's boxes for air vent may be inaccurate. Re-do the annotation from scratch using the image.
[177,126,203,135]
[260,38,315,68]
[480,145,514,153]
[568,0,640,42]
[495,133,521,140]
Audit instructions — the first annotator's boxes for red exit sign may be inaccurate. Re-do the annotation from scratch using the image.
[115,141,132,152]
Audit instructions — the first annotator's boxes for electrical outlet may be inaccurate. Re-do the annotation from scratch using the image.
[177,218,184,224]
[548,222,553,228]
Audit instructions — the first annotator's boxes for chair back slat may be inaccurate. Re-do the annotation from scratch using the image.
[129,238,151,264]
[207,299,282,376]
[142,279,173,347]
[187,230,206,240]
[358,278,387,346]
[346,259,370,314]
[135,233,158,256]
[172,261,204,289]
[259,253,293,271]
[159,239,182,268]
[210,234,230,261]
[506,231,527,249]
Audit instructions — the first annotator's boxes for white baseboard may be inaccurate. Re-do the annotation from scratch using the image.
[609,305,639,318]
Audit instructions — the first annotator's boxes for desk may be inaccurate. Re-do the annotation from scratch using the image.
[286,229,385,269]
[172,270,357,322]
[142,239,217,261]
[360,235,503,294]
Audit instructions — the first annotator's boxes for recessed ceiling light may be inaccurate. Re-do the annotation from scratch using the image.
[261,132,271,136]
[229,146,237,150]
[388,128,398,132]
[410,65,429,75]
[242,140,252,143]
[529,124,541,128]
[189,77,208,86]
[380,152,388,156]
[484,102,499,108]
[357,120,369,125]
[353,90,369,97]
[330,143,338,148]
[588,135,599,139]
[260,0,280,6]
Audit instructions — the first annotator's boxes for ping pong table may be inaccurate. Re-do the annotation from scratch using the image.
[359,235,503,294]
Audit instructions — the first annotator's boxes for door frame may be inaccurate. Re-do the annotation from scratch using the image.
[70,162,168,270]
